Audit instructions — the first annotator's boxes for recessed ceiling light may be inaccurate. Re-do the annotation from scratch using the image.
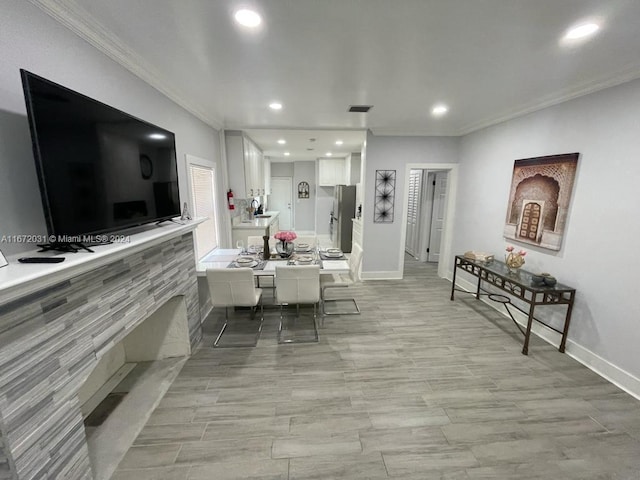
[335,140,343,145]
[149,133,166,139]
[564,22,600,40]
[234,9,262,28]
[431,104,449,117]
[277,139,286,145]
[269,102,283,110]
[284,152,290,156]
[326,152,333,157]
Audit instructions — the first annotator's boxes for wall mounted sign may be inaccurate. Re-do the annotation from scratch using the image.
[374,169,396,223]
[504,153,579,251]
[298,181,309,198]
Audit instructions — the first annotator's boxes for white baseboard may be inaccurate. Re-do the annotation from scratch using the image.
[361,270,403,280]
[452,275,640,401]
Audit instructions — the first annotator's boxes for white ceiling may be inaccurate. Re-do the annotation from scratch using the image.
[35,0,640,159]
[244,129,366,161]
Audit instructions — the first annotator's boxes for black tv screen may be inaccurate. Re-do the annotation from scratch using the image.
[21,70,180,240]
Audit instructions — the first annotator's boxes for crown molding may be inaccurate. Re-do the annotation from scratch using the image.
[457,64,640,136]
[368,127,458,137]
[28,0,224,131]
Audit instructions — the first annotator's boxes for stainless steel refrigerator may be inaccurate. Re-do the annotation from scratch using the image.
[330,185,356,252]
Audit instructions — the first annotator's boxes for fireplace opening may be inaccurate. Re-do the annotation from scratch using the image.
[77,296,191,480]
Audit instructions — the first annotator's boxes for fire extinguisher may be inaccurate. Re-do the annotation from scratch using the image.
[227,189,235,210]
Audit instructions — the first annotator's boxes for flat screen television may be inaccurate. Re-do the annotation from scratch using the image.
[21,69,180,245]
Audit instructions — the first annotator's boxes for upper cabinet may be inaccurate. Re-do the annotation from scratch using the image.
[225,131,265,198]
[318,158,346,186]
[264,157,271,195]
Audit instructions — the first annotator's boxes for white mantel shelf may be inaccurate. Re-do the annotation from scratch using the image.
[0,218,204,306]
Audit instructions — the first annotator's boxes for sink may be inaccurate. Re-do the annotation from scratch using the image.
[254,215,271,218]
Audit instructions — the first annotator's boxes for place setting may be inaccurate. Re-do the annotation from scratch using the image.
[288,253,316,266]
[294,242,312,253]
[319,247,345,260]
[227,255,266,270]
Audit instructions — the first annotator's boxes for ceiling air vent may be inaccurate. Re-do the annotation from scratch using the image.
[348,105,373,113]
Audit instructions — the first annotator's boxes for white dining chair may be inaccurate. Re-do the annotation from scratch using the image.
[321,243,363,316]
[206,268,263,347]
[275,264,320,343]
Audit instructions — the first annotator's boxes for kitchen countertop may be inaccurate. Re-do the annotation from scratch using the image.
[232,210,280,229]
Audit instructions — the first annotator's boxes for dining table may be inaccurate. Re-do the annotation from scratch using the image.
[196,248,350,277]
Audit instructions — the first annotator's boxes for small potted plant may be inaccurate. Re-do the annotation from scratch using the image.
[274,231,297,258]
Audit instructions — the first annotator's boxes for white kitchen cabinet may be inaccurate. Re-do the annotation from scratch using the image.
[231,211,280,247]
[225,131,265,198]
[264,157,271,195]
[318,158,346,186]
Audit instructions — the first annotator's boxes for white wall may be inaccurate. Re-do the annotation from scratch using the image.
[0,1,222,256]
[362,133,460,275]
[455,78,640,387]
[293,161,315,231]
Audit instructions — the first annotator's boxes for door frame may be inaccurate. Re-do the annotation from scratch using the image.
[405,169,423,258]
[398,163,458,280]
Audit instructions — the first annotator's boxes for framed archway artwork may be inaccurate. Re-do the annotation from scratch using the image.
[504,153,579,251]
[374,169,396,223]
[297,181,309,198]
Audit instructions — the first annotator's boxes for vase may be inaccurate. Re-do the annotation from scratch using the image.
[505,253,525,274]
[276,241,294,258]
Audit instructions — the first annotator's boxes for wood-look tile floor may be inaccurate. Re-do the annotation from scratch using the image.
[112,256,640,479]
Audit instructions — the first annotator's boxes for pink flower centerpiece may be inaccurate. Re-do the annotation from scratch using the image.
[505,245,526,273]
[274,231,297,258]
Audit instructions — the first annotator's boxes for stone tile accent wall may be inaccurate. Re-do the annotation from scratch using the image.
[0,233,200,479]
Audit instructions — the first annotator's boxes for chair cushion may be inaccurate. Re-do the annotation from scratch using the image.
[320,273,350,287]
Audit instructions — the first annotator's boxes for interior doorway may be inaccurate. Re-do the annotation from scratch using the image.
[399,163,457,280]
[271,177,293,230]
[405,170,449,263]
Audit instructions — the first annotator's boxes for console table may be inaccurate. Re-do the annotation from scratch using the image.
[450,255,576,355]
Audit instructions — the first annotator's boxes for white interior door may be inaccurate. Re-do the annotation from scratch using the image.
[271,177,293,230]
[428,172,448,262]
[405,169,422,257]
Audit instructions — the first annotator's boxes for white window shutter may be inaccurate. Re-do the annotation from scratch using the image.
[189,164,218,258]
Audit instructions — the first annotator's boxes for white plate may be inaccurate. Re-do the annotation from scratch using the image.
[326,248,342,254]
[296,255,313,264]
[236,256,255,264]
[234,259,258,268]
[296,243,310,249]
